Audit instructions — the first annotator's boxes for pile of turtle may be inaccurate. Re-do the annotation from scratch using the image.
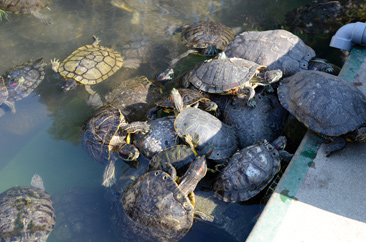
[2,9,366,240]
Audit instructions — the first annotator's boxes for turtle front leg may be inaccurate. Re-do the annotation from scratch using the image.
[238,86,256,108]
[84,85,96,95]
[31,11,53,25]
[324,136,347,157]
[122,121,150,134]
[3,100,16,113]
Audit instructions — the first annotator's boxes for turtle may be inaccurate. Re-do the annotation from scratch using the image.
[146,88,218,119]
[51,35,123,101]
[133,116,179,159]
[277,70,366,157]
[224,29,340,77]
[0,58,46,115]
[213,136,293,202]
[81,105,150,187]
[182,52,283,107]
[0,0,52,24]
[171,88,238,162]
[223,93,288,149]
[0,76,8,116]
[157,21,234,81]
[120,155,213,242]
[0,174,56,242]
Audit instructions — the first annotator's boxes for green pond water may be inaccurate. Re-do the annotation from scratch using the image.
[0,0,343,241]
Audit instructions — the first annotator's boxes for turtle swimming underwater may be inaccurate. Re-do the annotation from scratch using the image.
[0,174,56,242]
[277,70,366,157]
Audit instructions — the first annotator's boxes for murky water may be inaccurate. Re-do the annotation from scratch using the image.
[0,0,343,241]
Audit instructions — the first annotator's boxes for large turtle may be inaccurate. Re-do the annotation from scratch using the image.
[81,105,150,187]
[213,136,292,202]
[120,155,213,242]
[51,35,123,100]
[277,70,366,157]
[0,58,46,115]
[0,0,52,24]
[171,88,238,162]
[182,52,283,107]
[0,174,56,242]
[146,88,218,119]
[225,29,338,77]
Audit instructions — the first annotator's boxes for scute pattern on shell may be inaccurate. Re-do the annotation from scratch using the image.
[213,139,280,202]
[59,44,123,85]
[225,29,315,77]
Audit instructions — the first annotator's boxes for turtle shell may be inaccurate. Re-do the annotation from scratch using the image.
[174,107,238,161]
[121,170,194,241]
[181,21,234,55]
[277,70,366,137]
[58,42,123,85]
[213,139,281,202]
[183,55,266,95]
[5,58,46,102]
[157,88,210,111]
[0,186,56,242]
[0,0,50,14]
[81,105,126,164]
[225,29,315,77]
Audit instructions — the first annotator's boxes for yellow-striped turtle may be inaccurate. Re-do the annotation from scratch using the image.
[51,35,123,96]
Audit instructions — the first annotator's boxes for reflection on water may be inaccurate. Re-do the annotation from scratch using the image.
[0,0,342,241]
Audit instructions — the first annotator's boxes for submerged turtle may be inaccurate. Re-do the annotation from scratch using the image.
[225,29,339,77]
[277,70,366,157]
[51,35,123,99]
[81,105,149,187]
[0,58,46,115]
[213,136,292,202]
[182,52,283,107]
[146,88,218,119]
[171,88,238,162]
[120,155,213,241]
[0,0,52,24]
[158,21,234,81]
[0,174,56,242]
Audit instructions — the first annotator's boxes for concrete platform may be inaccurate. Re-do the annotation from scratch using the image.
[247,46,366,242]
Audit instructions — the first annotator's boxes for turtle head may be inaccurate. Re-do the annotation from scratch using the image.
[308,57,340,75]
[178,156,207,196]
[261,69,283,85]
[171,88,184,113]
[118,144,140,161]
[271,136,287,150]
[351,125,366,142]
[62,79,78,92]
[201,46,219,57]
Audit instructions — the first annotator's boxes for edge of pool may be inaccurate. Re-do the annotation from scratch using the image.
[246,46,366,242]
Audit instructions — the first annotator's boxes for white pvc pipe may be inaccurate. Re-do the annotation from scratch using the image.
[330,22,366,51]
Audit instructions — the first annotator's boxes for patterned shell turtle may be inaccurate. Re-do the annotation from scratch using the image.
[0,174,56,242]
[157,21,234,81]
[182,52,283,107]
[0,0,52,24]
[120,155,213,242]
[213,136,292,202]
[0,58,46,115]
[51,35,123,98]
[146,88,218,119]
[81,105,150,187]
[277,70,366,157]
[171,88,238,162]
[225,29,338,77]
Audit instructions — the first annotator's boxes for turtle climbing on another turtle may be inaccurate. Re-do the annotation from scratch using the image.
[0,174,56,242]
[213,136,293,202]
[0,0,52,24]
[158,21,234,81]
[120,155,213,241]
[51,35,123,105]
[81,105,150,187]
[182,52,283,107]
[277,70,366,157]
[0,58,46,116]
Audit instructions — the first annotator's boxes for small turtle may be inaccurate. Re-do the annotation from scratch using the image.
[120,155,213,241]
[0,174,56,242]
[0,0,52,24]
[213,136,292,202]
[81,105,150,187]
[277,70,366,157]
[225,29,339,77]
[0,58,46,115]
[182,52,283,107]
[171,88,238,162]
[51,35,123,100]
[146,88,218,119]
[134,116,179,159]
[158,21,234,81]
